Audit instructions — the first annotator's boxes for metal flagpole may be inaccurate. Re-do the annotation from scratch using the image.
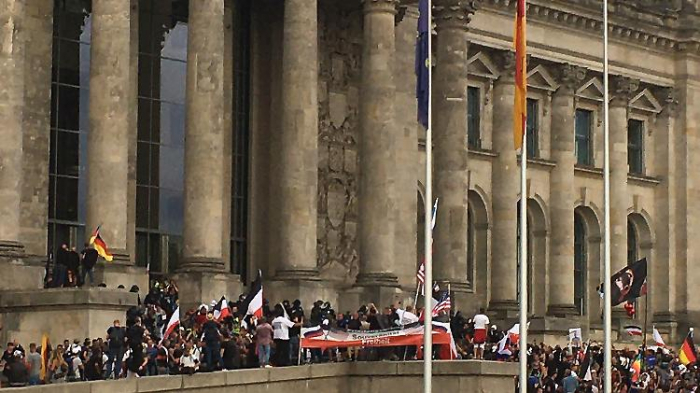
[602,0,612,392]
[518,88,528,393]
[423,0,433,391]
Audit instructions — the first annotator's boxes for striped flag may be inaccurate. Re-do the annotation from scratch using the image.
[160,307,180,344]
[624,325,643,336]
[241,271,263,318]
[513,0,527,151]
[89,226,113,262]
[679,329,697,366]
[653,326,666,347]
[432,291,451,316]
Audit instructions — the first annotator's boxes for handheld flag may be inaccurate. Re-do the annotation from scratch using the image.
[600,257,648,307]
[513,0,527,151]
[432,291,451,316]
[580,341,593,381]
[679,329,697,365]
[416,0,430,129]
[416,198,439,286]
[160,307,180,344]
[653,327,666,347]
[631,352,642,382]
[241,270,263,318]
[89,226,113,262]
[212,296,232,321]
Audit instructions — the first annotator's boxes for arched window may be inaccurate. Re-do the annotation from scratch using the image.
[574,213,587,315]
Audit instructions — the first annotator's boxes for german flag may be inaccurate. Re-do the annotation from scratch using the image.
[89,226,113,262]
[513,0,527,151]
[39,333,49,382]
[679,329,697,365]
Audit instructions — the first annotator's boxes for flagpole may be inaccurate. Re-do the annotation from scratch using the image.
[518,85,528,393]
[602,0,612,392]
[423,0,433,391]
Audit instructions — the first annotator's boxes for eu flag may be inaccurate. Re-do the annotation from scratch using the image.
[416,0,429,129]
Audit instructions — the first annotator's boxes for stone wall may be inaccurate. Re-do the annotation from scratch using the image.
[9,361,518,393]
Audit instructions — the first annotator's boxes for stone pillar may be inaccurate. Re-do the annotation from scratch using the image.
[273,0,319,281]
[609,77,638,273]
[432,0,477,298]
[126,0,138,264]
[547,64,586,317]
[222,1,234,271]
[180,0,226,272]
[489,51,518,315]
[86,0,131,262]
[355,0,400,296]
[653,88,678,330]
[394,6,419,290]
[20,0,53,261]
[0,0,25,261]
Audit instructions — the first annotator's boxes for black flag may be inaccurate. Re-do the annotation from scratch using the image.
[600,257,648,307]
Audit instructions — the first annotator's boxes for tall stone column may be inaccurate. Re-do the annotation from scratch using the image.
[0,0,25,261]
[609,76,638,273]
[86,0,131,262]
[432,0,477,298]
[180,0,225,272]
[547,64,586,317]
[273,0,319,282]
[489,51,519,315]
[356,0,400,293]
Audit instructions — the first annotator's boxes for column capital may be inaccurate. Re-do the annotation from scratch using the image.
[610,76,640,107]
[658,86,679,117]
[362,0,399,15]
[493,50,516,81]
[434,0,479,31]
[554,64,587,95]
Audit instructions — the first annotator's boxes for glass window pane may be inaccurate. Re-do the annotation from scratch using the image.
[137,141,150,185]
[150,143,160,187]
[138,98,152,142]
[50,84,58,128]
[56,130,80,176]
[149,233,162,272]
[48,175,56,219]
[159,187,183,235]
[160,59,187,104]
[151,100,161,142]
[149,188,159,229]
[161,102,186,147]
[57,85,80,130]
[159,145,184,190]
[162,22,188,62]
[136,186,149,229]
[526,99,538,158]
[55,176,79,221]
[136,231,149,268]
[138,55,154,98]
[467,86,480,149]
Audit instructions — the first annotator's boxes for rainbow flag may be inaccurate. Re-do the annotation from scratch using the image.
[89,226,113,262]
[679,329,698,365]
[513,0,527,151]
[630,352,642,382]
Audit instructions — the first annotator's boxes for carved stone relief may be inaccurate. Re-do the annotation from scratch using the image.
[316,2,362,284]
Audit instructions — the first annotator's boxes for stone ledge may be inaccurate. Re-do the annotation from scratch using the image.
[0,288,138,310]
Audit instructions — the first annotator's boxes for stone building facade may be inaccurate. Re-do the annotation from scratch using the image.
[0,0,699,342]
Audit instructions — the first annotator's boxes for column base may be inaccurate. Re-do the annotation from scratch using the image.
[355,272,400,287]
[0,240,25,261]
[107,248,131,264]
[547,304,579,318]
[265,279,338,311]
[529,316,582,347]
[274,268,320,281]
[345,284,404,311]
[178,257,226,273]
[173,271,244,312]
[488,300,520,319]
[93,263,148,294]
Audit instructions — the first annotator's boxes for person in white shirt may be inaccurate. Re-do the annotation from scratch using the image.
[398,305,419,326]
[472,308,490,360]
[180,348,198,375]
[271,306,301,367]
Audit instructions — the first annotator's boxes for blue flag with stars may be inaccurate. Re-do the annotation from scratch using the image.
[416,0,429,129]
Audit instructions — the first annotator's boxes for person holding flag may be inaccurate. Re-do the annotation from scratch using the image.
[89,225,113,262]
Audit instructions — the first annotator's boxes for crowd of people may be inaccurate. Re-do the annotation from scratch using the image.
[1,279,698,392]
[45,243,99,288]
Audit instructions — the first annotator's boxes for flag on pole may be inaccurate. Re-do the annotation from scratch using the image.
[624,325,643,336]
[212,296,232,321]
[89,226,113,262]
[513,0,527,151]
[679,329,697,365]
[653,327,666,347]
[416,0,430,129]
[416,198,439,286]
[160,307,180,344]
[600,258,648,306]
[580,342,593,381]
[39,333,50,381]
[241,271,263,318]
[432,291,451,316]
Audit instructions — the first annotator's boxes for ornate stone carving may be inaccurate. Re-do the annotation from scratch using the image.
[362,0,399,15]
[317,2,362,284]
[610,76,640,107]
[434,0,480,30]
[493,50,516,79]
[555,64,587,94]
[659,87,679,116]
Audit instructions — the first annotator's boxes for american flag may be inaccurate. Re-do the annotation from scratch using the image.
[416,198,439,285]
[432,291,451,316]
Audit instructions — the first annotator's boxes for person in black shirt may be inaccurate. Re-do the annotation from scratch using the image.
[80,243,98,286]
[3,351,28,387]
[52,244,69,287]
[66,246,80,287]
[106,320,126,379]
[202,313,222,371]
[1,342,17,365]
[222,332,240,370]
[84,345,104,381]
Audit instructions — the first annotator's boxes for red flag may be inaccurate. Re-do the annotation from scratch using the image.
[513,0,527,151]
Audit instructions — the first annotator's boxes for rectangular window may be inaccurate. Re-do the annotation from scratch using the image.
[467,86,480,149]
[628,119,644,174]
[526,98,538,158]
[575,109,593,166]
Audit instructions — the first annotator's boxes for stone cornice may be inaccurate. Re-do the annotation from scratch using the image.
[434,0,480,31]
[362,0,400,15]
[480,0,700,55]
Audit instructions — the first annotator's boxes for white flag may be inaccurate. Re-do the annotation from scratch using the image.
[653,327,666,347]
